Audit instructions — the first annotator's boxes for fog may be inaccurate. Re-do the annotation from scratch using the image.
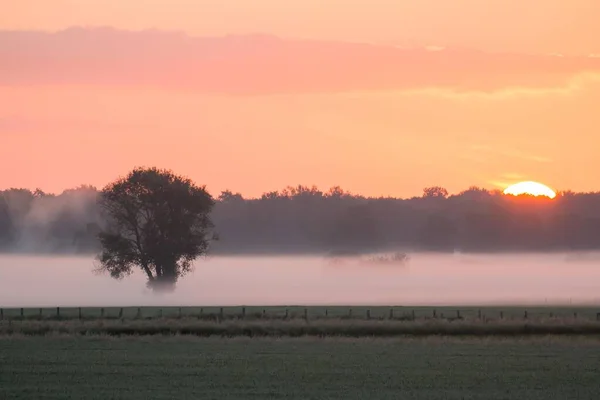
[1,252,599,308]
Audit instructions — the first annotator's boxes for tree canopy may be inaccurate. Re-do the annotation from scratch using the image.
[95,167,216,291]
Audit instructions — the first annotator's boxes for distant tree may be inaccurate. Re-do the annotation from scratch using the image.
[2,189,35,221]
[422,186,449,199]
[557,190,575,198]
[281,185,323,199]
[0,195,14,247]
[218,190,244,202]
[419,212,457,250]
[33,188,49,198]
[260,191,281,200]
[326,203,382,252]
[325,186,349,198]
[8,180,600,255]
[458,186,490,198]
[95,167,216,291]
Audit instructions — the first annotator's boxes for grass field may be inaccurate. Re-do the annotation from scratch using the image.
[4,317,600,337]
[2,336,600,400]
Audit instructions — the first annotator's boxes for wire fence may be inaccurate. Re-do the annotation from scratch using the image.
[1,306,599,322]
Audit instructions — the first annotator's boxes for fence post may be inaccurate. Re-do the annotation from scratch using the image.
[20,308,24,319]
[456,310,460,319]
[57,307,60,318]
[100,308,104,318]
[118,308,123,319]
[285,309,288,319]
[178,307,182,319]
[262,309,266,318]
[304,308,308,320]
[158,308,163,319]
[574,312,577,319]
[412,310,416,320]
[39,308,43,319]
[0,308,3,320]
[433,309,436,318]
[478,309,482,319]
[242,307,246,318]
[136,308,141,319]
[389,309,394,319]
[349,308,353,318]
[524,311,528,319]
[325,309,328,317]
[366,309,371,319]
[500,311,504,320]
[596,312,599,321]
[220,307,224,320]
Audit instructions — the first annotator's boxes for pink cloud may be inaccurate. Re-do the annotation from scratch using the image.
[2,27,600,94]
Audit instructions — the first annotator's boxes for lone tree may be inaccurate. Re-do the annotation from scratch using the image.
[96,167,216,291]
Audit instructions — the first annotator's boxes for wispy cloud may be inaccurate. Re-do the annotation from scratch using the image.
[468,144,552,163]
[0,115,153,135]
[500,173,526,180]
[2,27,600,95]
[498,149,552,163]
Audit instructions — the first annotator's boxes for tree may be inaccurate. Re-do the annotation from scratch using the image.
[95,167,216,291]
[218,190,244,202]
[457,186,490,200]
[422,186,449,199]
[326,203,383,252]
[0,195,14,248]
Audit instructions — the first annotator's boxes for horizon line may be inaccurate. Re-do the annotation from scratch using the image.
[2,183,597,201]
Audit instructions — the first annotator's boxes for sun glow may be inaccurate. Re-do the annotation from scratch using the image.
[503,181,557,199]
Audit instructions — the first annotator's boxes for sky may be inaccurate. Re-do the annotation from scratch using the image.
[1,0,600,198]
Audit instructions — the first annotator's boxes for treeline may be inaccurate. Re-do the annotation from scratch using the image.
[1,184,600,255]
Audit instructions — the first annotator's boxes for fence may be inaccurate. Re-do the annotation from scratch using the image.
[1,306,599,322]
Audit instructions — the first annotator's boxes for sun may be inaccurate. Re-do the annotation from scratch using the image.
[503,181,557,199]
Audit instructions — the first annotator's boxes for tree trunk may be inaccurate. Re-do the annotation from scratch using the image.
[147,261,177,292]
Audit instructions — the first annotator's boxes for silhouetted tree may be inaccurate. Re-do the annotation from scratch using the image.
[326,203,383,252]
[95,167,216,291]
[218,190,244,202]
[457,186,490,200]
[0,195,14,248]
[422,186,449,199]
[418,212,457,250]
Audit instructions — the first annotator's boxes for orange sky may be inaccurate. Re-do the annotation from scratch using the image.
[1,1,600,198]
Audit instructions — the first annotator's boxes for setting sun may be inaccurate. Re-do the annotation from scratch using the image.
[503,181,557,199]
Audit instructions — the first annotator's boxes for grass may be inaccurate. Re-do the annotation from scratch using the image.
[2,336,600,399]
[3,317,600,337]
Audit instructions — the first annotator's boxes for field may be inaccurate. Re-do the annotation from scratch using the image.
[2,306,600,399]
[2,336,600,400]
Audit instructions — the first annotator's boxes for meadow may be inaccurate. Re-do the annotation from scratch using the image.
[2,336,600,400]
[3,306,600,399]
